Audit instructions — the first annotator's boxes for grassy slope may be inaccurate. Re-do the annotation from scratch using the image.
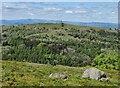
[1,60,119,86]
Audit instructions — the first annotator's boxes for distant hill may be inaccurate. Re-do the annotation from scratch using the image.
[1,19,118,29]
[71,22,118,29]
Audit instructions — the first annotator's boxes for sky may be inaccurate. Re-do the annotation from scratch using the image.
[1,2,118,23]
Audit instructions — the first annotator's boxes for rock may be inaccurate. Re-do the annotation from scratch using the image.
[100,49,106,53]
[99,77,110,82]
[49,73,68,80]
[60,74,68,80]
[49,73,60,78]
[67,47,75,53]
[82,67,106,80]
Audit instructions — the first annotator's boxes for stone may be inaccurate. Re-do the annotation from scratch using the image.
[49,73,68,80]
[82,67,106,80]
[99,77,110,82]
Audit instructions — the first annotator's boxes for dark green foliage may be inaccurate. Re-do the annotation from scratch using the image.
[24,38,40,47]
[92,51,119,70]
[48,44,66,53]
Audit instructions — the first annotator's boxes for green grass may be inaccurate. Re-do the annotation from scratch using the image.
[1,60,119,86]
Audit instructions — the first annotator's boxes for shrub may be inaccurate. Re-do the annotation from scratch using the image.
[92,50,119,70]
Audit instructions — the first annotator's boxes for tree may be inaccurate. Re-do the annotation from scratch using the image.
[61,20,64,27]
[109,28,112,30]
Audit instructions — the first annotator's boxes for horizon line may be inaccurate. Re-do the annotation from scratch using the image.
[1,19,118,24]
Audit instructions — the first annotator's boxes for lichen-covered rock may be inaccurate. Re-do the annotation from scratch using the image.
[82,67,106,80]
[49,73,68,80]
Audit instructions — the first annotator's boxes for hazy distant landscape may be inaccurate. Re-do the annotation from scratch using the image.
[1,19,118,29]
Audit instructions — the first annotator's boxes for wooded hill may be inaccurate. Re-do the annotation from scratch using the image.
[1,23,119,69]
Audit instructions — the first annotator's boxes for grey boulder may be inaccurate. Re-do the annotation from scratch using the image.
[82,67,106,80]
[49,73,68,80]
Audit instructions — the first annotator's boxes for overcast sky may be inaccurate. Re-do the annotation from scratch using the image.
[2,2,118,23]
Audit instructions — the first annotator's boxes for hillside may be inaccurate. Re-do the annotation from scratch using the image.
[2,23,119,69]
[1,60,119,86]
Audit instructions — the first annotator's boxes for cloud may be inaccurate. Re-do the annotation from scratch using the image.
[65,10,87,14]
[74,10,87,14]
[65,10,73,14]
[111,11,117,14]
[76,6,81,9]
[44,7,63,11]
[2,3,30,10]
[2,2,117,23]
[96,12,102,15]
[28,12,34,16]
